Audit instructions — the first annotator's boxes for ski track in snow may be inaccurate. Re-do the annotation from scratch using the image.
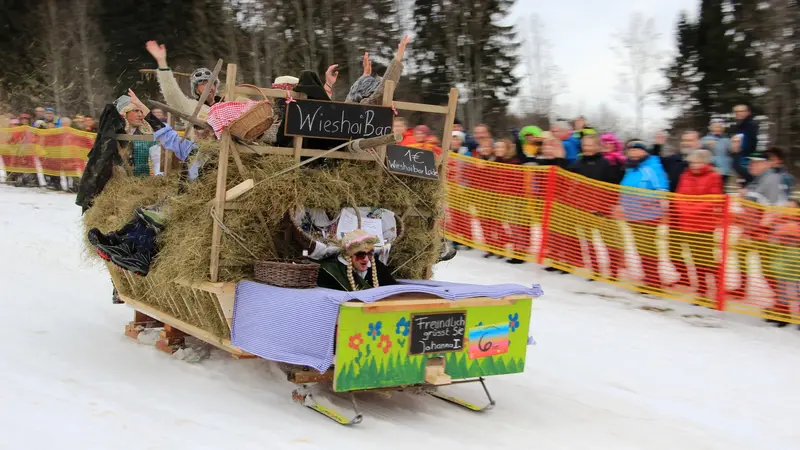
[1,185,799,450]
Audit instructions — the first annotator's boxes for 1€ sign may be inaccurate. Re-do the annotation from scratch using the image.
[385,144,439,180]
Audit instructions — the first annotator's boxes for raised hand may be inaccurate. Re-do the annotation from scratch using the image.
[396,34,412,60]
[325,64,339,88]
[145,40,168,68]
[127,89,149,114]
[361,52,372,77]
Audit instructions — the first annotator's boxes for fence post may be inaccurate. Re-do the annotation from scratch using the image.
[536,165,558,265]
[716,195,732,311]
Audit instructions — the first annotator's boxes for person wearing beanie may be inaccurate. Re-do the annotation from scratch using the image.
[345,35,411,105]
[618,138,669,288]
[518,125,543,157]
[146,40,222,121]
[316,230,398,291]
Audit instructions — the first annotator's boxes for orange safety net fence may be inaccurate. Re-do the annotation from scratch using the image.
[445,153,800,324]
[0,127,94,177]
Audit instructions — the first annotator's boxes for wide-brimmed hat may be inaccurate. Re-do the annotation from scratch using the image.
[341,229,379,257]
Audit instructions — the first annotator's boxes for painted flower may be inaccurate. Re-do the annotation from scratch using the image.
[367,321,383,340]
[508,313,520,332]
[348,333,364,351]
[395,317,410,336]
[378,334,393,354]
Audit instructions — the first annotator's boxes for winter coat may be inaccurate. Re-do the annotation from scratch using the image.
[674,165,724,232]
[75,104,125,213]
[620,155,669,222]
[701,133,732,176]
[562,135,581,165]
[774,166,797,200]
[651,143,686,192]
[734,115,759,157]
[523,156,568,168]
[744,169,788,206]
[156,69,220,121]
[399,129,416,146]
[570,153,623,185]
[316,256,397,291]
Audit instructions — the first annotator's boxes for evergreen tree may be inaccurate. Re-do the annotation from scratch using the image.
[413,0,520,132]
[662,12,701,129]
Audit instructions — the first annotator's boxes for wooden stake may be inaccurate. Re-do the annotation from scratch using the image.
[377,80,396,172]
[209,132,232,282]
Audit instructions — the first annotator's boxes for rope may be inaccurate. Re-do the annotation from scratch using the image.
[209,207,259,259]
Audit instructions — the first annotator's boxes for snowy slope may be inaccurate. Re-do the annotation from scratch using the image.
[1,185,799,450]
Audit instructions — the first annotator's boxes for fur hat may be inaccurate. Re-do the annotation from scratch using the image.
[274,75,299,85]
[341,229,379,256]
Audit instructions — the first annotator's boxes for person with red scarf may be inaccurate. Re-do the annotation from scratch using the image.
[669,149,723,303]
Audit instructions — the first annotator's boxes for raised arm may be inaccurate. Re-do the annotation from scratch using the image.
[146,40,201,116]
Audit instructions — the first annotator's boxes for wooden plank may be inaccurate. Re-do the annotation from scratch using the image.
[148,101,213,130]
[291,92,307,163]
[377,80,396,172]
[341,295,530,314]
[205,179,254,206]
[174,279,233,296]
[115,134,155,142]
[289,369,334,384]
[224,63,238,102]
[118,293,253,357]
[214,283,236,328]
[393,101,449,115]
[230,144,248,177]
[234,85,299,100]
[209,131,232,282]
[234,142,377,161]
[163,113,175,175]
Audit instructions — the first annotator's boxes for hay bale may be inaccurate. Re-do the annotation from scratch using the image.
[83,141,444,338]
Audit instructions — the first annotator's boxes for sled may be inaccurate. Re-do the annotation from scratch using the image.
[117,283,535,425]
[107,62,539,425]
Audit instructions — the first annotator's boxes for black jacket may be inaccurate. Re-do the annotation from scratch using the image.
[523,156,568,168]
[75,104,125,213]
[569,153,622,185]
[651,144,686,192]
[734,115,759,157]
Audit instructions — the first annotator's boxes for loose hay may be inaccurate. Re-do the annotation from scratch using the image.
[83,141,445,339]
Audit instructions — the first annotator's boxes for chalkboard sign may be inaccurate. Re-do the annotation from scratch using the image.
[284,99,394,141]
[409,312,466,355]
[385,145,439,180]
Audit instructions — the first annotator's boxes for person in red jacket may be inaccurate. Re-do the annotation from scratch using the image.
[393,117,416,146]
[669,149,724,303]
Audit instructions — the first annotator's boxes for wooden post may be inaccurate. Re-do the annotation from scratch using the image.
[210,130,232,283]
[378,80,396,170]
[208,64,239,282]
[424,88,459,280]
[291,92,308,163]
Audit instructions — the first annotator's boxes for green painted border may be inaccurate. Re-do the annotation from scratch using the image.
[333,299,532,392]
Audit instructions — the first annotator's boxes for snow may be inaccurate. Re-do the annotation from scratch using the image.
[1,184,799,450]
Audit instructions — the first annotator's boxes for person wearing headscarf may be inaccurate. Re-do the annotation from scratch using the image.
[115,93,154,177]
[316,230,398,291]
[345,35,411,105]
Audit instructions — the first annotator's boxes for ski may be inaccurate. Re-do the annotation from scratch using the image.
[291,387,363,426]
[428,377,496,412]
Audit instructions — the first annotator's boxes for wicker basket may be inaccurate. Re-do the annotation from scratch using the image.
[228,84,274,141]
[253,259,320,288]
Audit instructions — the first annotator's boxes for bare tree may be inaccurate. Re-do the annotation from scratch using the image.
[612,12,663,136]
[44,0,65,113]
[519,14,564,118]
[590,103,622,134]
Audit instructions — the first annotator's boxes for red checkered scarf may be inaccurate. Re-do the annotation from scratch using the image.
[206,100,261,139]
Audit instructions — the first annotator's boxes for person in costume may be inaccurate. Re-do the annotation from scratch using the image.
[316,230,397,291]
[345,35,411,105]
[114,93,154,177]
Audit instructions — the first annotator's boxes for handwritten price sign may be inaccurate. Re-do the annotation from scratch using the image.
[385,145,439,180]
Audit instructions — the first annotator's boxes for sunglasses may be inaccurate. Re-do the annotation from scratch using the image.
[352,251,371,260]
[194,70,212,79]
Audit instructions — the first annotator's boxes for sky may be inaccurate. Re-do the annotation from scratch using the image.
[510,0,700,133]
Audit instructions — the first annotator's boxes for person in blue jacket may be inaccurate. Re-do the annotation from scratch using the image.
[618,139,669,288]
[551,120,581,164]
